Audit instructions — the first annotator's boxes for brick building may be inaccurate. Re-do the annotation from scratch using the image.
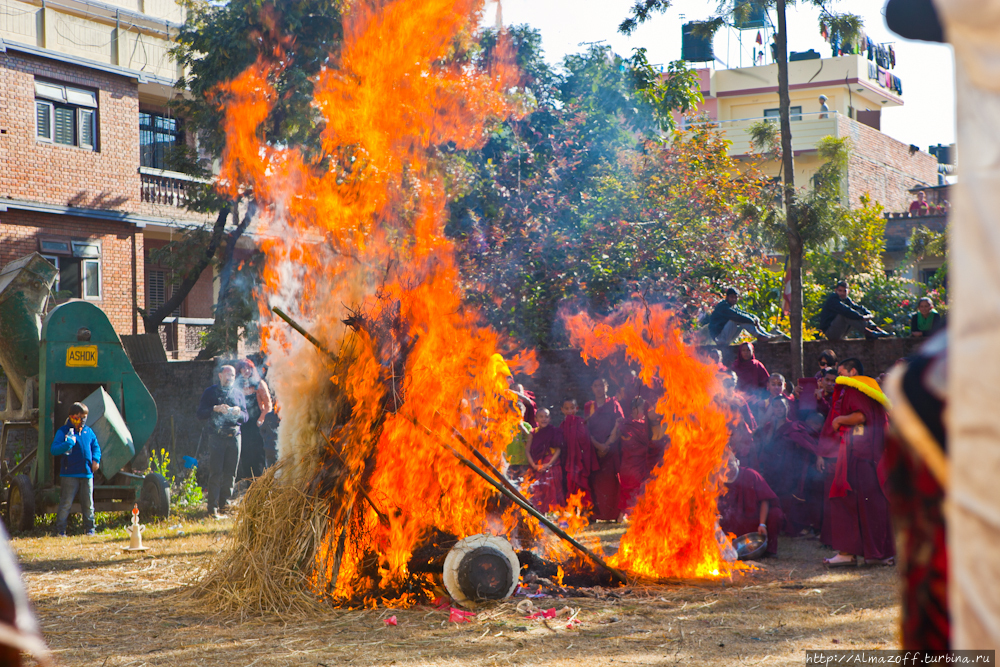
[0,0,215,358]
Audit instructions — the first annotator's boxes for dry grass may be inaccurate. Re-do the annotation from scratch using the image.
[182,467,332,620]
[12,516,900,666]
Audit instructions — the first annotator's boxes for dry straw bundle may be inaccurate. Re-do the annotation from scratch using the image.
[184,464,333,619]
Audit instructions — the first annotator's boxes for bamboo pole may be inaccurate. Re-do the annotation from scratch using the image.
[272,307,338,361]
[443,419,533,506]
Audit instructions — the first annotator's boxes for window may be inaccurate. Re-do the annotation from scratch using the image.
[35,81,97,150]
[764,106,802,121]
[147,269,181,315]
[38,239,101,299]
[140,112,182,170]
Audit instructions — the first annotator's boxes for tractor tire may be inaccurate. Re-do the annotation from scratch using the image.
[6,474,35,533]
[139,472,170,520]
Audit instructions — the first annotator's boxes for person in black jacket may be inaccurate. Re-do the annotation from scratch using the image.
[819,282,890,340]
[708,288,785,345]
[197,365,248,518]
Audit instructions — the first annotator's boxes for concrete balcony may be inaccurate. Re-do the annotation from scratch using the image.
[139,167,205,208]
[683,111,841,157]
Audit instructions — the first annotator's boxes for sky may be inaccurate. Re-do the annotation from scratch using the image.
[495,0,956,152]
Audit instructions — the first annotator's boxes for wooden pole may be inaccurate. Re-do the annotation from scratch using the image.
[407,415,629,586]
[272,306,338,361]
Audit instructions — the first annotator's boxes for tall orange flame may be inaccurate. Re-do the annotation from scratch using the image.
[565,303,744,579]
[214,0,536,604]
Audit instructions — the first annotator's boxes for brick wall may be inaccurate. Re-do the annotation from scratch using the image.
[0,52,141,211]
[133,359,216,469]
[0,209,143,335]
[837,115,939,213]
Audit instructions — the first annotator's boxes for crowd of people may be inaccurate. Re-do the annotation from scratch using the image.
[710,282,943,343]
[718,344,896,565]
[196,357,278,519]
[494,377,667,525]
[494,307,902,568]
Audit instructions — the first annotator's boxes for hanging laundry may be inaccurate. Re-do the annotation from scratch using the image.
[756,30,763,45]
[889,45,896,68]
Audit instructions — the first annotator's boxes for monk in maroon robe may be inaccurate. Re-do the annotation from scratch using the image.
[759,413,827,535]
[585,378,623,522]
[824,358,895,566]
[526,409,566,513]
[618,397,654,516]
[721,373,759,470]
[732,342,770,399]
[718,457,783,555]
[560,399,595,507]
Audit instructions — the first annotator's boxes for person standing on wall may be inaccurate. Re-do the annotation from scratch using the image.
[197,365,248,519]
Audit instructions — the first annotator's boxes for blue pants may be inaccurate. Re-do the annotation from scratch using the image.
[56,476,95,533]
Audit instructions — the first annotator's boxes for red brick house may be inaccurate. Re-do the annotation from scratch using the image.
[0,0,216,358]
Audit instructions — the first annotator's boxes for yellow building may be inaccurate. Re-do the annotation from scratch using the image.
[686,54,939,214]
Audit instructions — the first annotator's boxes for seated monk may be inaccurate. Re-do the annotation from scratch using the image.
[526,409,566,513]
[618,396,655,520]
[718,454,784,556]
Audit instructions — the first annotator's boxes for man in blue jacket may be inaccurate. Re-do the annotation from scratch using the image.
[197,365,248,518]
[51,402,101,536]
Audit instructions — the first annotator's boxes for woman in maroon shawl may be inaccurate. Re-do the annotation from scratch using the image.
[618,396,654,517]
[823,358,895,567]
[526,409,566,513]
[560,399,595,507]
[732,342,770,398]
[584,378,623,521]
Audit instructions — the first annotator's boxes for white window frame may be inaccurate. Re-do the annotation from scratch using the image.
[81,259,101,300]
[40,254,61,292]
[36,100,54,143]
[34,80,98,150]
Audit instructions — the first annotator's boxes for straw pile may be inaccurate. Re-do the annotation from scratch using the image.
[183,464,332,619]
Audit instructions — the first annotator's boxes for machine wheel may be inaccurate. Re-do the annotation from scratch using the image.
[139,473,170,520]
[6,474,35,533]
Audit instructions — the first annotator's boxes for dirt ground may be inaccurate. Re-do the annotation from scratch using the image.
[11,515,900,667]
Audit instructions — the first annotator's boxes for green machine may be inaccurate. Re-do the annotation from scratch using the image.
[0,254,170,532]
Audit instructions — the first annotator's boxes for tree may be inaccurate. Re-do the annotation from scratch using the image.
[620,0,861,380]
[448,31,773,347]
[144,0,343,355]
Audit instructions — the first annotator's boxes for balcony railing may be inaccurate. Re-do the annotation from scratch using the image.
[139,167,204,208]
[681,111,841,156]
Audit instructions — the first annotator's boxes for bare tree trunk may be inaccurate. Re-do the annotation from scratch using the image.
[194,201,255,360]
[141,205,232,334]
[775,0,804,381]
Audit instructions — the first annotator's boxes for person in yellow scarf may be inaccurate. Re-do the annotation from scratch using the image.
[823,358,896,567]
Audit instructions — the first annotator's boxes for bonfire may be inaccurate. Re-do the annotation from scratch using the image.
[191,0,742,616]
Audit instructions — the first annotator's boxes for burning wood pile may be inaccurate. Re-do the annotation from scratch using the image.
[189,0,745,616]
